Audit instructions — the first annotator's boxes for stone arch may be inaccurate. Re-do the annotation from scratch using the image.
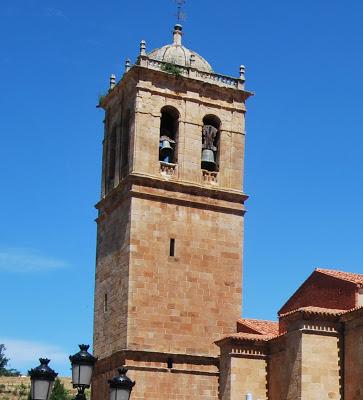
[201,114,221,172]
[159,106,180,164]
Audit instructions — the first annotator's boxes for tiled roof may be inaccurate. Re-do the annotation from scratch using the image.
[316,268,363,286]
[340,305,363,320]
[279,306,346,318]
[215,332,276,345]
[237,318,279,336]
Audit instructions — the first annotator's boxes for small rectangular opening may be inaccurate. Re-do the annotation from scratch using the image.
[169,238,175,257]
[104,293,108,312]
[167,357,173,369]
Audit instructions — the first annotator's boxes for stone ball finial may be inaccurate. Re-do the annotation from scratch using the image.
[109,74,116,90]
[125,59,131,72]
[140,40,146,56]
[239,65,246,80]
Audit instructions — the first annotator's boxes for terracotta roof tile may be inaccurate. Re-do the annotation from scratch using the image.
[279,306,346,318]
[237,318,279,336]
[215,332,276,345]
[316,268,363,286]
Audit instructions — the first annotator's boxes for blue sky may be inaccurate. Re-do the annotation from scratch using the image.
[1,0,363,376]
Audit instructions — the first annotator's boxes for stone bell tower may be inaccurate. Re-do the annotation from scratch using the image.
[92,25,252,399]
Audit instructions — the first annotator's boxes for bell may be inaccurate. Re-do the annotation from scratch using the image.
[160,139,173,163]
[201,149,215,171]
[160,140,172,151]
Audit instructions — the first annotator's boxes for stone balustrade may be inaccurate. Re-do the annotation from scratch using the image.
[202,170,218,184]
[159,161,177,177]
[138,56,244,90]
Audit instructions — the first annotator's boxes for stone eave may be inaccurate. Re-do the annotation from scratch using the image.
[215,334,270,359]
[99,64,253,109]
[215,333,274,347]
[279,307,343,323]
[95,172,248,218]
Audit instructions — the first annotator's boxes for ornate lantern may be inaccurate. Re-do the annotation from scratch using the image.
[108,367,135,400]
[28,358,57,400]
[69,344,97,400]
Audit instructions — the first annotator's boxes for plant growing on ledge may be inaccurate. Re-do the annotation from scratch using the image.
[98,94,107,106]
[161,62,182,77]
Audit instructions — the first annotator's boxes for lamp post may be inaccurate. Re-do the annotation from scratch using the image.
[69,344,97,400]
[28,358,58,400]
[108,367,135,400]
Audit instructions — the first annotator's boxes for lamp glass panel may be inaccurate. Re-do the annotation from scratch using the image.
[31,379,51,400]
[79,364,93,386]
[71,364,80,385]
[109,388,117,400]
[115,388,131,400]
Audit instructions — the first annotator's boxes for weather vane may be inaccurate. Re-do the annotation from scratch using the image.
[175,0,186,23]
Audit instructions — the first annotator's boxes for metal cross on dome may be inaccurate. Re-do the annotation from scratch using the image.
[175,0,186,23]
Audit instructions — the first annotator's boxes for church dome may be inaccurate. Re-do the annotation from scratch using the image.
[147,25,213,73]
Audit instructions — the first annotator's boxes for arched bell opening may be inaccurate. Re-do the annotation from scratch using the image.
[107,127,117,192]
[159,106,179,164]
[201,114,221,172]
[120,109,131,179]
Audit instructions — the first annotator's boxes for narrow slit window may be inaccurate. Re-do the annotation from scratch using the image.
[167,358,173,369]
[104,293,108,312]
[169,238,175,257]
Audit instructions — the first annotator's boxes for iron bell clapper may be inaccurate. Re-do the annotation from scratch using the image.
[160,140,173,163]
[201,148,215,171]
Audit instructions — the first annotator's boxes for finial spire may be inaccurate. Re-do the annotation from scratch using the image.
[175,0,186,23]
[173,24,183,45]
[140,40,146,56]
[125,59,131,72]
[109,74,116,90]
[239,65,246,80]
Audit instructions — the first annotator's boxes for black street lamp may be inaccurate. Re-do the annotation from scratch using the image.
[108,367,135,400]
[28,358,58,400]
[69,344,97,400]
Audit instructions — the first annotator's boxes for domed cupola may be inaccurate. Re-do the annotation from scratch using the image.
[147,24,213,73]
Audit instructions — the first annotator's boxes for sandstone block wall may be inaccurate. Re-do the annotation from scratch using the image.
[268,332,302,400]
[344,313,363,400]
[301,333,341,400]
[218,343,267,400]
[219,349,232,400]
[93,197,131,358]
[127,195,243,356]
[230,357,266,400]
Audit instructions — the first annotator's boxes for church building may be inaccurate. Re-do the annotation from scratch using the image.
[92,24,363,400]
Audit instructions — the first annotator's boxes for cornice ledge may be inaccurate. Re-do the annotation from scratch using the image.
[129,171,247,200]
[94,349,219,375]
[96,172,248,216]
